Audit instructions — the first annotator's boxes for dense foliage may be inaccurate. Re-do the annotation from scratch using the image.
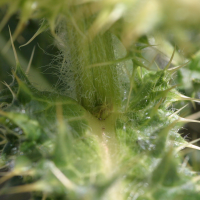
[1,1,200,200]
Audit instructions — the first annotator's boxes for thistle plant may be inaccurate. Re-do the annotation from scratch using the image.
[1,1,200,200]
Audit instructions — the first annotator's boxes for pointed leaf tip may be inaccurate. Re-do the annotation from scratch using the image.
[26,46,35,75]
[179,117,200,124]
[169,104,188,119]
[178,94,200,103]
[168,61,189,74]
[8,26,19,64]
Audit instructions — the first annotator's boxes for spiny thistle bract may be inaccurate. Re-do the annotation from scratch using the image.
[1,1,200,200]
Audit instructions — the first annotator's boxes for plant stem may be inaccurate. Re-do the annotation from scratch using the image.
[60,6,121,118]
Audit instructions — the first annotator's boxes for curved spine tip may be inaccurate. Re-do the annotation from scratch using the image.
[1,81,16,101]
